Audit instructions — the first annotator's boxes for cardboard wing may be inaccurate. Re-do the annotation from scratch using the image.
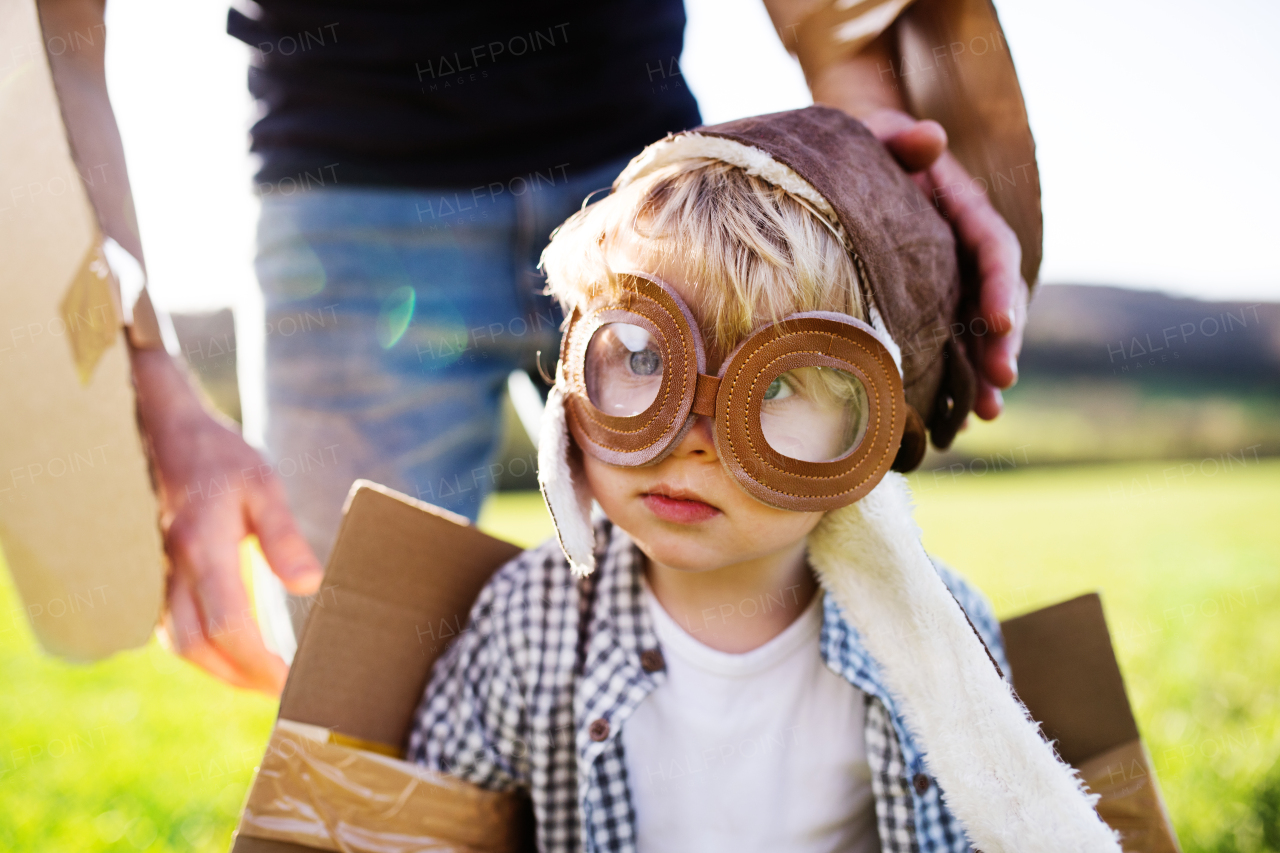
[767,0,1042,288]
[0,0,164,659]
[231,480,534,853]
[1003,594,1182,852]
[893,0,1043,287]
[232,481,1176,852]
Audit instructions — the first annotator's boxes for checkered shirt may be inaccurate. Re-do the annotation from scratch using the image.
[408,518,1008,852]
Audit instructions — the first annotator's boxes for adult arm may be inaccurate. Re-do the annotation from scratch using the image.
[37,0,322,693]
[765,0,1028,420]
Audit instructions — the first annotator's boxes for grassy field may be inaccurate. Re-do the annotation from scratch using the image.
[2,458,1277,851]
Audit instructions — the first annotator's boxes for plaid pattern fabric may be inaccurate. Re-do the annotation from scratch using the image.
[865,696,917,850]
[408,519,1007,853]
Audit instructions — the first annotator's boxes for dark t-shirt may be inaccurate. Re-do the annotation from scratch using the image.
[227,1,702,189]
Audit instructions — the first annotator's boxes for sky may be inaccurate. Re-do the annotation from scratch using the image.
[103,0,1280,314]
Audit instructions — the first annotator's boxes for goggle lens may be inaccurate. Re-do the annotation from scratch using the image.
[759,366,869,463]
[584,322,664,417]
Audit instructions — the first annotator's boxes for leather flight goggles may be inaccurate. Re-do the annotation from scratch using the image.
[561,272,925,511]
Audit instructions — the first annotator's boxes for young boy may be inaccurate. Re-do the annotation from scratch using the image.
[408,108,1119,853]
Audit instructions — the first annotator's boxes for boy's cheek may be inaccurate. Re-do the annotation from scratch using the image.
[579,454,628,510]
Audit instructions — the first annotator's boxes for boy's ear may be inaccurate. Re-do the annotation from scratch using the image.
[538,385,597,576]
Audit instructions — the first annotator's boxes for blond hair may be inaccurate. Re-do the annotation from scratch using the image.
[540,158,864,356]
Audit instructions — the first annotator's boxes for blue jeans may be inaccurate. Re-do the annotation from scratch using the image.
[254,157,628,562]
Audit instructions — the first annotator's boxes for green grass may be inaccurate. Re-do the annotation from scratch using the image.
[906,459,1280,851]
[2,459,1277,851]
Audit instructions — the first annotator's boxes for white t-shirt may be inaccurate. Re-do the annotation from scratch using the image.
[621,585,878,853]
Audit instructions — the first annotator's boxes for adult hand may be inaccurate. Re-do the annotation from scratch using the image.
[863,108,1029,421]
[132,347,323,694]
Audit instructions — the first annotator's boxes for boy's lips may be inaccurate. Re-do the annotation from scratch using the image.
[640,486,721,524]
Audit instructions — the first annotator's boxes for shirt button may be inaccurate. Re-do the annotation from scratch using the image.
[640,648,666,673]
[589,718,610,742]
[913,773,931,794]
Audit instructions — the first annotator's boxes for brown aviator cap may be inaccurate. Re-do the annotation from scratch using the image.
[617,106,975,455]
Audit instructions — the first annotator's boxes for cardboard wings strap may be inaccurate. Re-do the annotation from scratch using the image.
[232,482,1178,852]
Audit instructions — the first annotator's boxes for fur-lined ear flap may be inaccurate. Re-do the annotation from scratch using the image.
[538,385,597,576]
[808,473,1121,853]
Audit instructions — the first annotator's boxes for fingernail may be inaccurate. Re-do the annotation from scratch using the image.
[1007,355,1019,385]
[290,566,323,593]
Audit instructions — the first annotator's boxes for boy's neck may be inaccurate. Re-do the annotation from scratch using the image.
[643,540,819,654]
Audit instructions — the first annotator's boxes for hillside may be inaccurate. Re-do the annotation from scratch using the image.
[1020,285,1280,389]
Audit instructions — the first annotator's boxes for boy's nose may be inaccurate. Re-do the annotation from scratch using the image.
[670,415,718,459]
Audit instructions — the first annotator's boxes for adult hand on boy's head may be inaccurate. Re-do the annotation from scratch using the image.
[866,108,1029,421]
[132,348,324,695]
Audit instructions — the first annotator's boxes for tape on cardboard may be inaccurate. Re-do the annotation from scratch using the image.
[235,719,530,853]
[1080,739,1182,853]
[58,241,121,386]
[99,235,168,351]
[56,233,168,386]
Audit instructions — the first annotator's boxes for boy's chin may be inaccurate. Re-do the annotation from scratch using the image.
[626,527,739,574]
